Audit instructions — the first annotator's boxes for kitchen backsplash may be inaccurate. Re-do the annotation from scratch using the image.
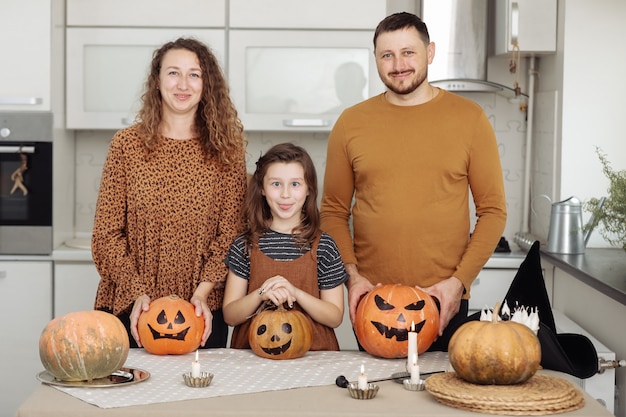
[74,91,529,242]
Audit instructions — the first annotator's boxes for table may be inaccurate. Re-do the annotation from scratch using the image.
[16,349,614,417]
[15,373,613,417]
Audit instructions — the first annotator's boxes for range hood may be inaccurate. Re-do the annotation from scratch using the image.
[421,0,526,98]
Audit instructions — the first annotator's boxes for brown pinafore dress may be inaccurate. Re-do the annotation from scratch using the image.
[230,234,340,351]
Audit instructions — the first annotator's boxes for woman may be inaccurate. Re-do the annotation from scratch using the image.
[92,38,247,348]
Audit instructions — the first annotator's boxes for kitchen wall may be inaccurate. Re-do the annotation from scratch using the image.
[529,0,626,248]
[72,66,530,240]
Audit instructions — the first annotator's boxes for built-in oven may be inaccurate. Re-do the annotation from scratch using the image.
[0,111,53,255]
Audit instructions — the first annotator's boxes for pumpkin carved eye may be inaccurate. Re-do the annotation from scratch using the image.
[374,294,395,310]
[404,300,426,310]
[257,324,267,336]
[282,323,292,334]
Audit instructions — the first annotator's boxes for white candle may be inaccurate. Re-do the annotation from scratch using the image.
[410,353,420,384]
[407,321,417,360]
[357,364,368,390]
[191,350,201,378]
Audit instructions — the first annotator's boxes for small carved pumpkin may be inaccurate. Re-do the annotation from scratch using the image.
[39,310,129,382]
[448,302,541,385]
[137,294,204,355]
[354,284,439,359]
[248,304,313,360]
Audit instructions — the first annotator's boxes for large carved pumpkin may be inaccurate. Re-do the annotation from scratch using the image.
[248,304,313,360]
[448,302,541,385]
[137,294,204,355]
[354,284,439,358]
[39,310,129,382]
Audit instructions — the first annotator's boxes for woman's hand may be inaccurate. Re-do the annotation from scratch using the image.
[190,295,213,347]
[130,294,151,347]
[258,275,297,308]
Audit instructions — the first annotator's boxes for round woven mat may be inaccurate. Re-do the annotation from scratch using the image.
[424,372,584,415]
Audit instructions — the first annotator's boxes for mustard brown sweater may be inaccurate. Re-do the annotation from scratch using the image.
[320,90,507,297]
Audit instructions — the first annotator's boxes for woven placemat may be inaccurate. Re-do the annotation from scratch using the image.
[424,372,584,416]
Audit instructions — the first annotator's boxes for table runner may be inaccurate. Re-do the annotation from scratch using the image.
[44,349,450,408]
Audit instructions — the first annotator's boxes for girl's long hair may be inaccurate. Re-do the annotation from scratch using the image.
[243,143,319,251]
[137,37,245,164]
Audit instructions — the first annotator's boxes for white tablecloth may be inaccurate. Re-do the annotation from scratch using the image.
[44,349,450,408]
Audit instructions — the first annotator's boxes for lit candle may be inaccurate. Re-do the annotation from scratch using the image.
[407,321,417,361]
[191,350,201,378]
[358,364,368,390]
[410,353,420,384]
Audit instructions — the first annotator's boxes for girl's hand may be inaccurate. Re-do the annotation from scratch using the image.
[259,275,297,308]
[130,294,151,347]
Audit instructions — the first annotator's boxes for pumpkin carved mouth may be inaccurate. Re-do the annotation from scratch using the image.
[146,323,190,341]
[261,338,292,355]
[370,320,426,341]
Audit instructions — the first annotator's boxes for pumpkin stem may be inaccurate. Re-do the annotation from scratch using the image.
[492,302,501,323]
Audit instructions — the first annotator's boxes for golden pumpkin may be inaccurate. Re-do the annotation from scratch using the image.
[39,310,129,382]
[248,304,313,360]
[448,302,541,385]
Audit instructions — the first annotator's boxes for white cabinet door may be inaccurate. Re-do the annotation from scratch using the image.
[494,0,557,56]
[54,262,101,317]
[229,0,385,29]
[0,0,51,111]
[66,28,225,129]
[67,0,225,27]
[0,261,52,417]
[468,269,518,313]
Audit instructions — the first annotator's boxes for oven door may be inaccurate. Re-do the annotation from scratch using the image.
[0,141,52,254]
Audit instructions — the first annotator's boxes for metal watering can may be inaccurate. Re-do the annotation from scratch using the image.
[545,196,604,254]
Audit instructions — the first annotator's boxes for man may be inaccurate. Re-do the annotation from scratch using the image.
[320,12,507,350]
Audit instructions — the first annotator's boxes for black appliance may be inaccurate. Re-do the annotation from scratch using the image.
[0,111,53,254]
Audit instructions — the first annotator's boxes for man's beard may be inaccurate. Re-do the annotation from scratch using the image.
[382,70,427,96]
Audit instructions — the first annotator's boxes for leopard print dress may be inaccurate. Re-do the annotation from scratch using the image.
[92,125,246,315]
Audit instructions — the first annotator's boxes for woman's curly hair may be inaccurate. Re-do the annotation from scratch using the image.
[137,37,245,164]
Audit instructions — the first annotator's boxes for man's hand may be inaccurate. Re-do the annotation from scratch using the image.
[422,276,464,336]
[344,264,375,325]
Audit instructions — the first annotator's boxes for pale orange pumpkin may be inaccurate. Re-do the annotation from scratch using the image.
[137,294,204,355]
[248,304,313,360]
[448,302,541,385]
[39,310,130,382]
[354,284,440,359]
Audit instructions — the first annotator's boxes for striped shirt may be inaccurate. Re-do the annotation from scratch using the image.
[224,230,348,290]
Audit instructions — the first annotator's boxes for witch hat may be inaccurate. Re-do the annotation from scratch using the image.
[503,241,598,379]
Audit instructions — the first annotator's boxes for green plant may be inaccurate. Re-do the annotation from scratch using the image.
[585,148,626,251]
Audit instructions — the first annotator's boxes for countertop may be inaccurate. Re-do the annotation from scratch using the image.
[541,247,626,306]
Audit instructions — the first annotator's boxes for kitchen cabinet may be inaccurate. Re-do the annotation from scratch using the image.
[67,0,225,27]
[494,0,557,56]
[53,261,100,317]
[0,261,52,417]
[0,0,51,111]
[542,258,624,414]
[229,0,384,29]
[66,28,225,129]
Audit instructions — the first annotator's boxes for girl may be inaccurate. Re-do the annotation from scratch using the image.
[223,143,347,351]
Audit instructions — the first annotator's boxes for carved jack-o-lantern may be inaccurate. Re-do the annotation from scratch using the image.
[354,284,439,358]
[137,294,204,355]
[248,304,313,360]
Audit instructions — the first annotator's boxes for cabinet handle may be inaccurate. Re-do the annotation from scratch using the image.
[283,119,331,128]
[510,2,519,46]
[0,97,43,105]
